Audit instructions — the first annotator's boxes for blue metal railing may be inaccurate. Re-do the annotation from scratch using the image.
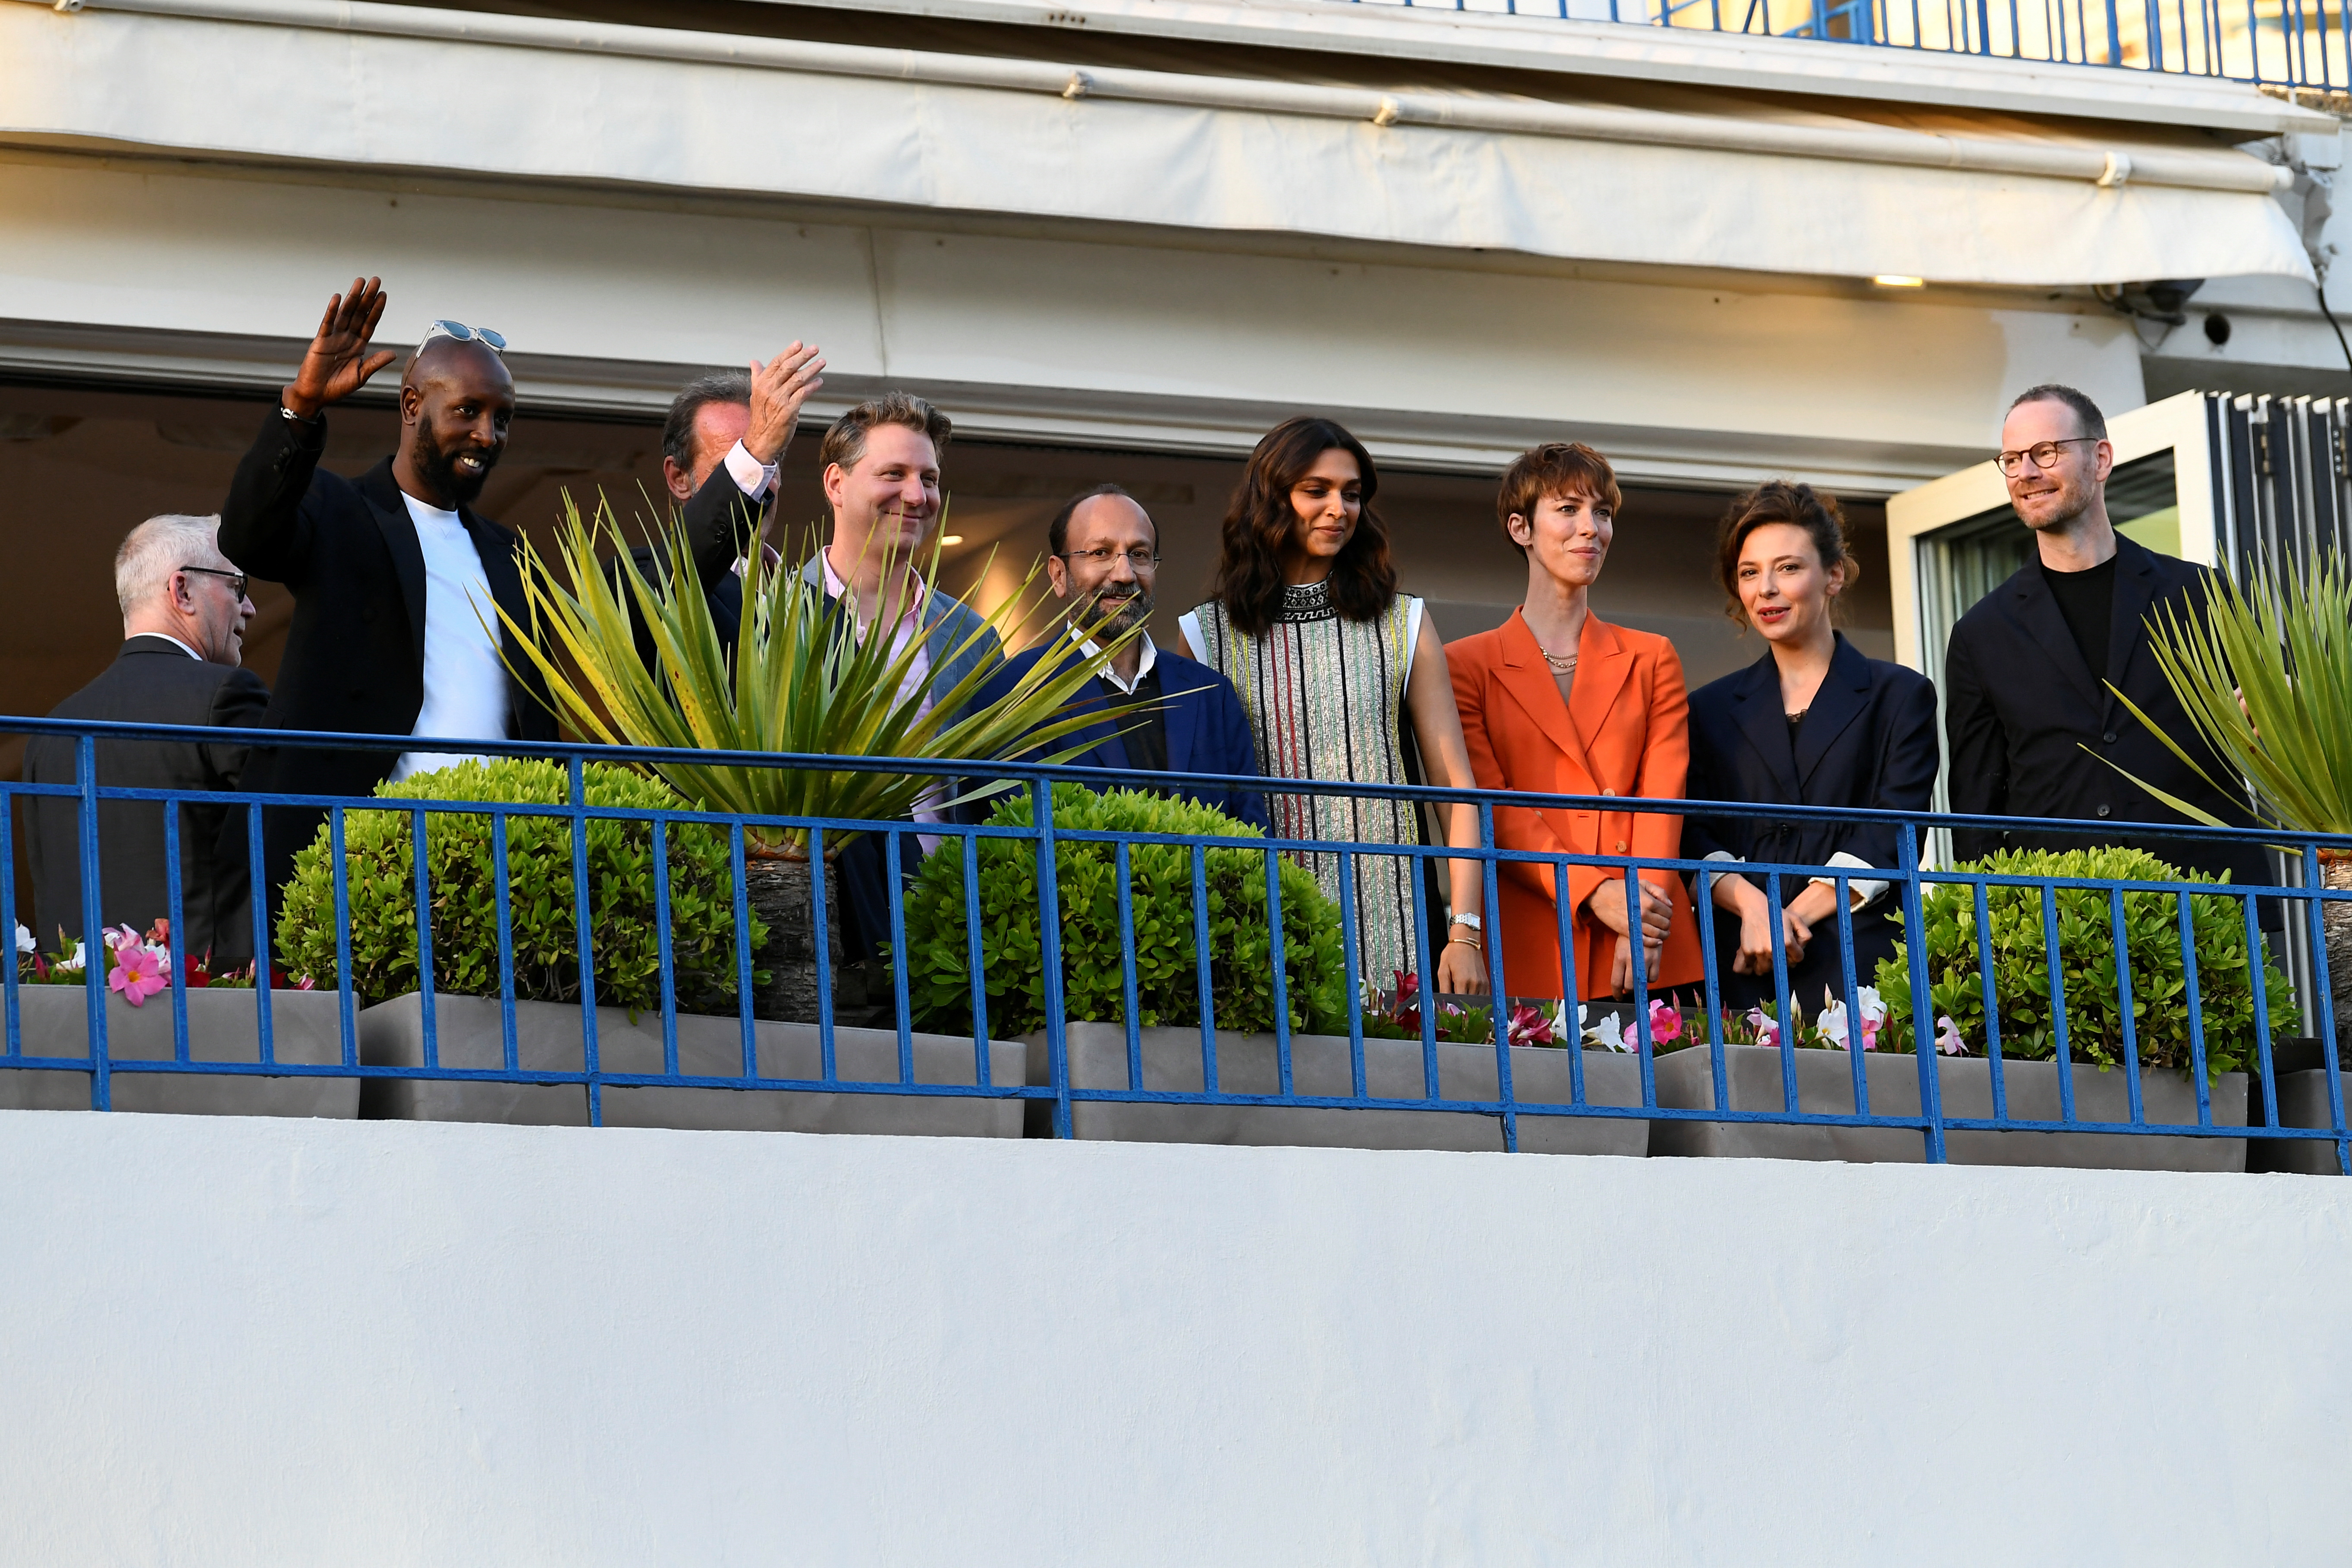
[1335,0,2352,90]
[3,713,2345,1171]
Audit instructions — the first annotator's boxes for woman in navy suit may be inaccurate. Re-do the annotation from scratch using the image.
[1682,482,1939,1012]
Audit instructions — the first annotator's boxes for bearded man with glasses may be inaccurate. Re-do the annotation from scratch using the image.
[970,484,1267,829]
[1943,383,2266,896]
[216,277,560,916]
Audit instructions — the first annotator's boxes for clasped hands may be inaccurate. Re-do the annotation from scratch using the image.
[1584,876,1673,996]
[1725,877,1846,977]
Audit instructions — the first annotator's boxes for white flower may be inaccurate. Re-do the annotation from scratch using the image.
[1934,1016,1967,1056]
[13,923,31,956]
[1579,1005,1631,1052]
[55,941,85,973]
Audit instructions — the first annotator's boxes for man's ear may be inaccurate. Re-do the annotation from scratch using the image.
[1045,555,1071,600]
[398,382,423,428]
[821,462,847,511]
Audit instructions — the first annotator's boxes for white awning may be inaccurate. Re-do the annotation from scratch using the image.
[0,0,2316,289]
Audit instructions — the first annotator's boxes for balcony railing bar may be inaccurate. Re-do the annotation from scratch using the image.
[6,716,2346,1168]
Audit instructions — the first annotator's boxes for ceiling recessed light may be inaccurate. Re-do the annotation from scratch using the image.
[1872,274,1927,289]
[939,534,965,545]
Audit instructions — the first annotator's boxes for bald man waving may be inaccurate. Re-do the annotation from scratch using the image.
[218,276,560,910]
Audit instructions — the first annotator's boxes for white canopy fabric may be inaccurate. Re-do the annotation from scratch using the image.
[0,0,2316,287]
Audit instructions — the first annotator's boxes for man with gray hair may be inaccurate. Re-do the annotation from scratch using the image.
[24,514,269,962]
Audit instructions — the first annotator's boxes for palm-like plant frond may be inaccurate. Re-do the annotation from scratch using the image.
[498,493,1141,852]
[2107,556,2352,836]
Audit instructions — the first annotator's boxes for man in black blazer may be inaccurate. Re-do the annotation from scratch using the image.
[217,277,559,912]
[25,514,269,962]
[620,346,825,673]
[1944,383,2266,894]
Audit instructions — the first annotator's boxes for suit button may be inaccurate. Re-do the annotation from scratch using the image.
[2096,804,2111,817]
[2103,731,2118,744]
[1613,839,1629,853]
[1601,788,1616,797]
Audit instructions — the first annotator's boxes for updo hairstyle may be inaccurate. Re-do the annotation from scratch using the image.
[1713,480,1858,627]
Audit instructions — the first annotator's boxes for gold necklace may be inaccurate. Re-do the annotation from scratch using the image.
[1540,647,1579,672]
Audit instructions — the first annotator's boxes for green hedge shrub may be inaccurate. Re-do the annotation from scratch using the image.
[896,783,1348,1037]
[275,758,760,1012]
[1872,846,2294,1076]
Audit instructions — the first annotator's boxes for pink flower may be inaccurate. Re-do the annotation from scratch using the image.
[1506,1004,1558,1047]
[1620,998,1683,1051]
[106,933,167,1007]
[1934,1016,1967,1056]
[1745,1006,1783,1050]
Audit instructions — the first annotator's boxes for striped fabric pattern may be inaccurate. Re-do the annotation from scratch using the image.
[1188,583,1423,987]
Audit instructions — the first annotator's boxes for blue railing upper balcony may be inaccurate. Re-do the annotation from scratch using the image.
[4,715,2346,1175]
[1335,0,2352,91]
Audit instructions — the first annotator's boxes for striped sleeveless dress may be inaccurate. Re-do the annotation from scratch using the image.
[1180,582,1426,989]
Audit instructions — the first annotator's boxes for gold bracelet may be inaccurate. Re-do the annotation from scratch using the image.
[1444,934,1482,951]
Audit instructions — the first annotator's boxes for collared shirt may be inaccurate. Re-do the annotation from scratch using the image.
[393,491,509,782]
[1072,628,1170,775]
[143,632,204,662]
[818,544,943,833]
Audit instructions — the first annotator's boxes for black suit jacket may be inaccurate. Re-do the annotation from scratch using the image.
[217,409,559,901]
[1943,533,2267,891]
[24,638,270,962]
[619,462,764,675]
[1682,635,1939,999]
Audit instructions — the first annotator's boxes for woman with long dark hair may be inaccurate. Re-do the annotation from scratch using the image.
[1175,417,1489,995]
[1682,481,1938,1011]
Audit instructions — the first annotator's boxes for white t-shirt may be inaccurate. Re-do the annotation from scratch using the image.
[392,492,512,782]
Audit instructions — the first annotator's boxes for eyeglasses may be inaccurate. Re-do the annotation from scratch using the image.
[1994,436,2098,476]
[421,320,508,355]
[1059,547,1160,570]
[181,565,249,598]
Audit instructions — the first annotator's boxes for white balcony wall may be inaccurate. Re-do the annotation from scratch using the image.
[0,1109,2345,1565]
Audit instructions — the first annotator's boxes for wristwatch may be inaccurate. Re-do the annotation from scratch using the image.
[1448,912,1482,932]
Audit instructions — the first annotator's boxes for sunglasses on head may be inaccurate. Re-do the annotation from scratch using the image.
[421,319,508,354]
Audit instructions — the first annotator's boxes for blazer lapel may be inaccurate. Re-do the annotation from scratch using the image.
[356,461,427,654]
[1792,634,1872,789]
[2103,537,2164,719]
[1568,614,1634,760]
[1729,651,1800,796]
[1494,610,1595,787]
[1156,645,1201,774]
[2006,563,2102,713]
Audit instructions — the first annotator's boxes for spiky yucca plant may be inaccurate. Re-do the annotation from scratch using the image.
[2109,557,2352,839]
[2108,556,2352,1014]
[497,493,1139,855]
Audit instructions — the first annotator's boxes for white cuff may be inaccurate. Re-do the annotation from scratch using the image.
[722,439,779,500]
[1811,851,1887,907]
[1702,850,1742,864]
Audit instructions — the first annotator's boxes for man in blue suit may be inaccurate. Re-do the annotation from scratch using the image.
[979,484,1267,829]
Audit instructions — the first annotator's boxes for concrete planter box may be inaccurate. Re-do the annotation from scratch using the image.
[2247,1045,2350,1175]
[1019,1021,1649,1156]
[0,985,357,1119]
[358,992,1022,1138]
[1652,1044,2247,1172]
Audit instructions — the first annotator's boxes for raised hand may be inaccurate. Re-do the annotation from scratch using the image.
[742,342,826,465]
[282,277,397,420]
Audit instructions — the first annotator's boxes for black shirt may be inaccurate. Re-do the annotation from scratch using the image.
[1099,662,1169,775]
[2040,553,2117,681]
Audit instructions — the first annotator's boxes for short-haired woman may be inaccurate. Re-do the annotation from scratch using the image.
[1448,443,1704,1001]
[1682,481,1939,1011]
[1176,417,1489,995]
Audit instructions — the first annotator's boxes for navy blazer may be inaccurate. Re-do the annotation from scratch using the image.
[1943,534,2267,892]
[972,639,1269,830]
[1682,634,1940,901]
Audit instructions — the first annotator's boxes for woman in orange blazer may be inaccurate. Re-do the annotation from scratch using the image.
[1448,442,1703,1003]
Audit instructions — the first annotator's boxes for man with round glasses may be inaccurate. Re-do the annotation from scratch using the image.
[217,277,560,911]
[1943,383,2264,894]
[25,514,269,962]
[973,484,1266,828]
